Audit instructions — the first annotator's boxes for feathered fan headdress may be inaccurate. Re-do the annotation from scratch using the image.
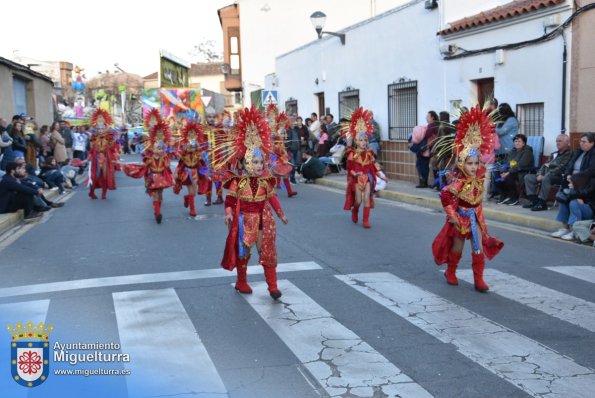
[451,105,496,170]
[274,111,290,140]
[90,109,113,129]
[178,121,206,147]
[146,119,172,152]
[144,108,162,130]
[339,107,374,142]
[209,106,271,176]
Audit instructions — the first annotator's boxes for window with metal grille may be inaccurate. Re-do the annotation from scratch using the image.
[338,89,359,119]
[388,81,417,140]
[516,102,544,136]
[285,99,298,117]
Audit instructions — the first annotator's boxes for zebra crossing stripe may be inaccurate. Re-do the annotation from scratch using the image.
[337,272,595,398]
[242,280,433,398]
[456,269,595,332]
[545,266,595,284]
[113,289,228,398]
[0,261,321,299]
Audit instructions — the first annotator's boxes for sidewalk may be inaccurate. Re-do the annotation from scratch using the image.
[0,186,68,236]
[315,173,561,233]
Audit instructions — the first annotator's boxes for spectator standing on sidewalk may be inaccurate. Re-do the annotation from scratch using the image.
[308,113,321,151]
[495,103,519,157]
[59,120,73,161]
[0,125,15,170]
[50,122,68,165]
[523,134,572,211]
[368,111,381,156]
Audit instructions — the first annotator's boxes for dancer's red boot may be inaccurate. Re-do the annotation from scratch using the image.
[444,251,461,285]
[188,195,197,217]
[362,207,371,228]
[183,195,190,208]
[351,205,360,223]
[153,200,162,224]
[472,252,489,292]
[89,188,97,200]
[234,263,252,294]
[284,178,297,197]
[101,187,107,200]
[263,266,282,300]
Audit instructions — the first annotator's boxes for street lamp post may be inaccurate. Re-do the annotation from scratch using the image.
[310,11,346,45]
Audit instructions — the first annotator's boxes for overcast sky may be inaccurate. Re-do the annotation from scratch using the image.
[1,0,232,78]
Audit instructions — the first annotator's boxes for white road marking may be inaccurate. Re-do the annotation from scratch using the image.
[243,280,433,398]
[113,288,228,398]
[457,269,595,332]
[0,261,322,299]
[545,266,595,285]
[337,272,595,398]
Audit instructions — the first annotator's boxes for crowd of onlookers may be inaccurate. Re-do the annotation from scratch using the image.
[410,99,595,246]
[0,114,87,221]
[1,107,593,246]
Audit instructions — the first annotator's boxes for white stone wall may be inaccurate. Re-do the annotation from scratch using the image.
[237,0,409,105]
[275,0,572,154]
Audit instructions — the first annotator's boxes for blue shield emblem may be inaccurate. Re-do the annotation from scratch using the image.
[11,340,50,387]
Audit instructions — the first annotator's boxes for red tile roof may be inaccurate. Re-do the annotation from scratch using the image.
[438,0,565,35]
[143,72,158,80]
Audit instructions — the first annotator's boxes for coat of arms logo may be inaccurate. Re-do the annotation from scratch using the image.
[7,321,53,387]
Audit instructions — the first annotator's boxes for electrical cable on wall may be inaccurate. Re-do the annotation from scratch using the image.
[443,3,595,60]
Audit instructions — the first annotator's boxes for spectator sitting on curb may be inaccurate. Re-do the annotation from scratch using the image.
[551,173,595,240]
[523,134,573,211]
[495,134,534,206]
[14,158,64,211]
[39,156,68,194]
[299,150,325,184]
[374,161,388,196]
[0,162,43,220]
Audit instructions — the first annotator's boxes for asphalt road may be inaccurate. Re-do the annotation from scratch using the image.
[0,160,593,398]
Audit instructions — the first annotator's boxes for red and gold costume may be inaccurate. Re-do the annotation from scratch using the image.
[342,108,377,228]
[173,122,209,217]
[268,107,297,197]
[432,105,504,292]
[213,106,288,300]
[124,117,174,224]
[87,109,120,200]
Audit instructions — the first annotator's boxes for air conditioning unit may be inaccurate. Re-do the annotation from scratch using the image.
[425,0,438,10]
[543,14,561,28]
[440,43,456,56]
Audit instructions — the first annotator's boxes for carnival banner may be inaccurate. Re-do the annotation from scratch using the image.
[141,88,205,124]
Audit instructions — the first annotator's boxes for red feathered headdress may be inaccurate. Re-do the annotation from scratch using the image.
[149,119,172,147]
[234,106,272,160]
[452,105,496,170]
[144,108,162,130]
[180,121,206,145]
[90,109,113,128]
[339,107,374,141]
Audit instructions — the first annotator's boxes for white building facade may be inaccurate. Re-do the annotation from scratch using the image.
[275,0,574,181]
[231,0,410,105]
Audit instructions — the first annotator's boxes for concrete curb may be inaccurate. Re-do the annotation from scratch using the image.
[0,187,65,236]
[315,177,561,232]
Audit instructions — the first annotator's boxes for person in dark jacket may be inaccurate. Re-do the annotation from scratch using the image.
[299,150,325,183]
[0,162,43,220]
[561,133,595,187]
[495,134,534,205]
[286,119,301,184]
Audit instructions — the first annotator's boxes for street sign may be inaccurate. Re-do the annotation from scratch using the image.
[262,90,278,105]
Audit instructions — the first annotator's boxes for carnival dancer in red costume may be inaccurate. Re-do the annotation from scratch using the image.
[173,122,209,217]
[432,105,504,292]
[214,106,289,300]
[87,109,120,200]
[343,107,377,228]
[268,106,297,197]
[124,118,174,224]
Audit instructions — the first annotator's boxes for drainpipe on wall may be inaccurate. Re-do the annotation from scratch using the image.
[561,33,567,134]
